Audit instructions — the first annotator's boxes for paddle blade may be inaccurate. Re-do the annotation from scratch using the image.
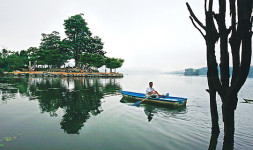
[132,101,141,106]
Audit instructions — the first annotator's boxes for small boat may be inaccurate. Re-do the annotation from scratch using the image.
[244,98,253,103]
[121,91,187,107]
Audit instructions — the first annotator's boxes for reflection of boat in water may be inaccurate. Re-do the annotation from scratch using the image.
[121,91,187,108]
[244,98,253,103]
[120,97,187,122]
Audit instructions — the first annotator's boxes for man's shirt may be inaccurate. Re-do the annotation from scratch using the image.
[146,87,155,94]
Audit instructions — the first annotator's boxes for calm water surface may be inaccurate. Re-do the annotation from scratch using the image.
[0,75,252,150]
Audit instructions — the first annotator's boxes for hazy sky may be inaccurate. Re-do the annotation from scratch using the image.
[1,0,248,73]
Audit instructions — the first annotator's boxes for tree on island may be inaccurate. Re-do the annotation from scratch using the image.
[19,50,29,66]
[64,14,105,67]
[79,52,105,72]
[38,31,72,69]
[0,49,9,71]
[105,58,124,73]
[26,47,39,65]
[186,0,252,149]
[6,54,24,70]
[0,49,26,71]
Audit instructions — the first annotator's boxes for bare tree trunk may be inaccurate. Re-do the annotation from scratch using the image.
[187,0,252,149]
[187,1,221,134]
[222,97,235,150]
[208,88,219,133]
[206,1,221,134]
[208,131,219,150]
[74,52,79,67]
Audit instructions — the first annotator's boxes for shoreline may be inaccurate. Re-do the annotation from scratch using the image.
[2,71,123,77]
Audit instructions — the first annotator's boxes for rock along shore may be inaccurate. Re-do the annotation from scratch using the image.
[2,71,123,77]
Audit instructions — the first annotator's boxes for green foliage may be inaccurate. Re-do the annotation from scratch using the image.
[0,49,11,71]
[91,54,105,68]
[59,39,73,65]
[105,58,124,70]
[79,53,105,68]
[39,31,61,66]
[64,14,92,39]
[0,58,10,72]
[64,14,105,66]
[87,36,105,55]
[38,31,72,67]
[0,55,4,69]
[0,68,4,75]
[0,49,26,71]
[0,48,9,58]
[6,54,25,70]
[19,50,29,66]
[27,47,39,63]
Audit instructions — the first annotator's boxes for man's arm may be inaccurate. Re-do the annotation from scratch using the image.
[154,91,161,96]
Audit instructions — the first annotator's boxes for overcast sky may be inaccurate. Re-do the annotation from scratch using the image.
[1,0,249,74]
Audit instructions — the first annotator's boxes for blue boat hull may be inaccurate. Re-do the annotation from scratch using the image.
[121,91,187,107]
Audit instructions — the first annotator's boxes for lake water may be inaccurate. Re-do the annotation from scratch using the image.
[0,75,252,150]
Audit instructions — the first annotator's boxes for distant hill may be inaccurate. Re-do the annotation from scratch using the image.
[197,66,253,77]
[164,70,184,74]
[248,66,253,77]
[198,67,208,75]
[184,68,199,76]
[167,66,253,77]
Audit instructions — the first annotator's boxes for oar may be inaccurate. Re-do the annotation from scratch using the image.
[132,94,154,106]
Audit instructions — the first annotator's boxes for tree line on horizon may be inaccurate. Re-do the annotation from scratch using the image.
[0,14,124,73]
[183,66,253,77]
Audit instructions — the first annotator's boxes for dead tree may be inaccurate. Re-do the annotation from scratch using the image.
[186,0,252,148]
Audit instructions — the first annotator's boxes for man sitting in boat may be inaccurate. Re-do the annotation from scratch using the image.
[146,82,161,98]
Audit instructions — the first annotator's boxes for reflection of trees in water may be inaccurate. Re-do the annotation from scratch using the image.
[59,78,105,134]
[0,77,28,101]
[0,77,122,134]
[0,88,18,101]
[103,78,122,95]
[27,78,67,117]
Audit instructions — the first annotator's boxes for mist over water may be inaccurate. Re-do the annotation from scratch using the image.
[0,75,252,149]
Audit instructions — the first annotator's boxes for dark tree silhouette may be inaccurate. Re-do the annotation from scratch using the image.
[186,0,252,149]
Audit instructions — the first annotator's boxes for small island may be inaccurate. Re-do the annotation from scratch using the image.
[0,14,124,78]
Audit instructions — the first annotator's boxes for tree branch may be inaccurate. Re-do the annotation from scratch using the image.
[205,5,223,94]
[229,0,240,86]
[227,26,233,35]
[189,17,206,39]
[229,0,237,33]
[207,48,224,95]
[208,0,213,12]
[186,2,206,30]
[205,0,207,13]
[230,0,253,94]
[214,0,230,88]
